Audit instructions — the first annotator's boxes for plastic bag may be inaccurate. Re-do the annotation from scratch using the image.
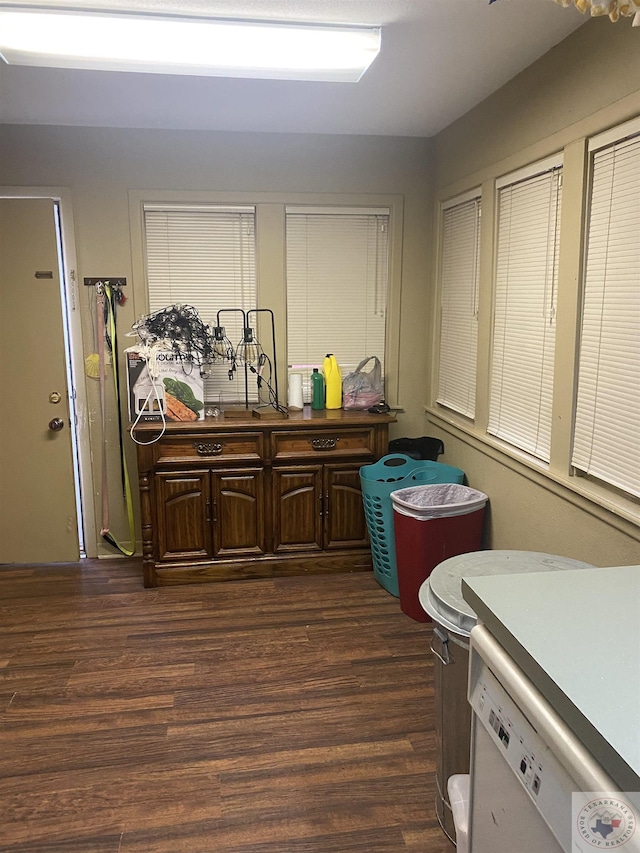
[342,356,384,410]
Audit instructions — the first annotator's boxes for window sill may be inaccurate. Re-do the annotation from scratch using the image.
[425,405,640,542]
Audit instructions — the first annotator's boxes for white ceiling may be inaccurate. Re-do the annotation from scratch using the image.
[0,0,587,137]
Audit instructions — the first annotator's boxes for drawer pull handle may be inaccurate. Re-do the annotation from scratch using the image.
[194,442,223,456]
[309,437,338,451]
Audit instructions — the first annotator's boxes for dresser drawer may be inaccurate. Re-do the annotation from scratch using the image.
[271,427,377,461]
[152,431,264,465]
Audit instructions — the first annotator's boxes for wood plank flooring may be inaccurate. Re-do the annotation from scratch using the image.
[0,560,454,853]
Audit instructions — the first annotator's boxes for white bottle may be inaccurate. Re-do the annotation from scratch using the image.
[288,372,304,410]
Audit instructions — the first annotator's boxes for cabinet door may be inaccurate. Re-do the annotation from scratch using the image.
[324,464,369,550]
[272,466,323,553]
[211,468,266,557]
[156,471,212,561]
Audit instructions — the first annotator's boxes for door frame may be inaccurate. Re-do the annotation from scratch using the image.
[1,186,96,558]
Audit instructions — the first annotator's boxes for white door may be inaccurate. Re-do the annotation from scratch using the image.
[0,198,80,562]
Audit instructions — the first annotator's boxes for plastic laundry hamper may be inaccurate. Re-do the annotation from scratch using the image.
[360,454,464,597]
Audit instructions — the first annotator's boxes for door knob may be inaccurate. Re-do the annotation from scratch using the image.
[48,418,64,432]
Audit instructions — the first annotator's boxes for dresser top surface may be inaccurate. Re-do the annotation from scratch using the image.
[132,406,396,434]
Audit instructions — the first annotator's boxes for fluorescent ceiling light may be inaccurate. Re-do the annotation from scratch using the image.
[0,7,381,82]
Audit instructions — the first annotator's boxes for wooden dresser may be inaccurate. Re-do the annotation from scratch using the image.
[133,407,395,586]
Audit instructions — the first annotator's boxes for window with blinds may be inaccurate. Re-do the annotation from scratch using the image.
[437,190,481,419]
[285,207,389,400]
[572,123,640,499]
[488,156,563,462]
[143,204,257,402]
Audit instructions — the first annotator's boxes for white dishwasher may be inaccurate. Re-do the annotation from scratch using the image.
[468,625,638,852]
[461,565,640,853]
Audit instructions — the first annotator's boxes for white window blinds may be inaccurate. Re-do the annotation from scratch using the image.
[572,126,640,498]
[143,204,257,402]
[488,158,562,461]
[437,191,481,419]
[286,207,389,400]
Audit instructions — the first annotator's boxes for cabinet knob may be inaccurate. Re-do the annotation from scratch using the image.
[194,442,223,456]
[309,437,338,451]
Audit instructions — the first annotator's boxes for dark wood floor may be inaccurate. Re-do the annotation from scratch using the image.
[0,560,454,853]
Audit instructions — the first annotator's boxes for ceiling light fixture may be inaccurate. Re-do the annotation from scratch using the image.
[0,7,381,81]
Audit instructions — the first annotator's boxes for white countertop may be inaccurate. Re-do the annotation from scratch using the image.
[462,564,640,792]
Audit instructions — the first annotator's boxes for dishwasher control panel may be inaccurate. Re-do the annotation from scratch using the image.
[469,655,578,847]
[472,667,551,802]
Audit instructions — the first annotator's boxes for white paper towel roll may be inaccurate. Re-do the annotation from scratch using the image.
[289,372,304,410]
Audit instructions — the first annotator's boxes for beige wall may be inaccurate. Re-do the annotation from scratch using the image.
[428,17,640,567]
[433,17,640,191]
[0,125,433,556]
[437,433,640,568]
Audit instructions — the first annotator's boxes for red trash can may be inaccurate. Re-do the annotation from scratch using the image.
[391,484,488,622]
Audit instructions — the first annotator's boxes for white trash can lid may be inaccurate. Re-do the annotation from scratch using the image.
[419,550,594,636]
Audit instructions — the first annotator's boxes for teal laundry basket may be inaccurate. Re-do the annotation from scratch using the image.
[360,454,464,597]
